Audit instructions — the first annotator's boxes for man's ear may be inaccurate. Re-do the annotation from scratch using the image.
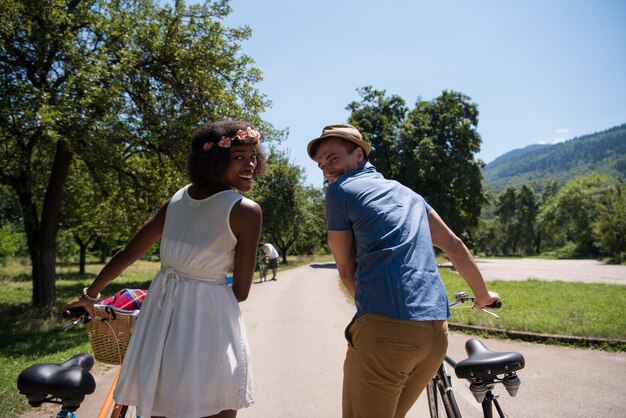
[355,147,365,163]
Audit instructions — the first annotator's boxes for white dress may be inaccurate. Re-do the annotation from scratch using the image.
[113,186,253,418]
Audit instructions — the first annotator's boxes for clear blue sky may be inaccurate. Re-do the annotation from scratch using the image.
[220,0,626,186]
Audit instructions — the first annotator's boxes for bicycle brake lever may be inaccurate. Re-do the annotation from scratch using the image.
[64,318,82,330]
[479,308,500,319]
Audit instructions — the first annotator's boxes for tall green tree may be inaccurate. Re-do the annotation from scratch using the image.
[538,174,619,257]
[292,186,328,255]
[399,91,485,237]
[494,187,520,255]
[249,149,308,263]
[347,86,407,178]
[0,0,271,306]
[517,185,539,254]
[591,184,626,262]
[348,89,485,238]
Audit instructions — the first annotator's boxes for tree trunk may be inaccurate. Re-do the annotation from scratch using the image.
[535,228,542,254]
[79,243,87,275]
[73,234,91,275]
[17,139,73,306]
[99,243,109,264]
[31,245,57,306]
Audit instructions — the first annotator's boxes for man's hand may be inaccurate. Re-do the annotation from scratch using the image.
[474,291,501,309]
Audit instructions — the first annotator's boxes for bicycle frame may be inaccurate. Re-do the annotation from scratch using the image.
[258,257,268,282]
[427,358,462,418]
[446,355,510,418]
[426,292,524,418]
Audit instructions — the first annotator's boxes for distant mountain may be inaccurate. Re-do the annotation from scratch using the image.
[482,124,626,193]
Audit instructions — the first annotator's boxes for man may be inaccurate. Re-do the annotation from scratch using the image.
[258,242,279,281]
[307,124,499,418]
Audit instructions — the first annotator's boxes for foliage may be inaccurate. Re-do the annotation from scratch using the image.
[0,185,25,263]
[477,174,625,261]
[483,124,626,193]
[400,91,485,237]
[0,0,272,305]
[347,88,485,238]
[346,86,407,177]
[538,174,620,257]
[591,188,626,262]
[247,146,328,259]
[0,223,24,264]
[289,186,329,255]
[486,184,540,255]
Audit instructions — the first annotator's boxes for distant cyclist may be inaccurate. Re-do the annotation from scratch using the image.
[258,242,279,281]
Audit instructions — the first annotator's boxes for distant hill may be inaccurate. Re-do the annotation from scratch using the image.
[482,124,626,193]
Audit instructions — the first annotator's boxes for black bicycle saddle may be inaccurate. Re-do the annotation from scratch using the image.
[455,338,525,379]
[17,353,96,412]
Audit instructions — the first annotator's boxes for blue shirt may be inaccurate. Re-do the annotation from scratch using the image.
[326,163,450,320]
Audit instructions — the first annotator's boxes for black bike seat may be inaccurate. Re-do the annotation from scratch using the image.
[455,338,525,379]
[17,353,96,412]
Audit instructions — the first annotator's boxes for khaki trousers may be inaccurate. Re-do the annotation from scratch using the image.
[343,314,448,418]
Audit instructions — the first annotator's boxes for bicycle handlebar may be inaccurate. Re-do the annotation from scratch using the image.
[487,300,502,309]
[450,291,501,318]
[62,305,139,331]
[62,307,90,320]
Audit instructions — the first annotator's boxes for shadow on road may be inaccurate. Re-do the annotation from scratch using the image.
[310,263,337,269]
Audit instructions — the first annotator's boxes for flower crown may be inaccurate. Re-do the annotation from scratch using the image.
[203,127,261,151]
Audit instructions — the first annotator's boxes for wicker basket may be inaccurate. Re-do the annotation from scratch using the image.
[87,305,139,365]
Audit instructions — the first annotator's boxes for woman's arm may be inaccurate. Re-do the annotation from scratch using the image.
[230,197,263,302]
[62,201,169,317]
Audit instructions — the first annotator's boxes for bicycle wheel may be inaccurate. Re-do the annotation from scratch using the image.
[427,366,462,418]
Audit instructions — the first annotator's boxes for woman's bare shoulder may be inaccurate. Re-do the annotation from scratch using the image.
[233,197,261,214]
[230,197,262,230]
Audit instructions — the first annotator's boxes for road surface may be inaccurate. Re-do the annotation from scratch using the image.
[21,261,626,417]
[460,258,625,285]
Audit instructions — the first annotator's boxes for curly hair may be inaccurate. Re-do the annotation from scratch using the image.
[188,120,267,186]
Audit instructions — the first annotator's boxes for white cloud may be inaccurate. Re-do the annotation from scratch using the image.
[552,128,570,143]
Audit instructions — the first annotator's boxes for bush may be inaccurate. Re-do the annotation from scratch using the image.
[0,224,25,265]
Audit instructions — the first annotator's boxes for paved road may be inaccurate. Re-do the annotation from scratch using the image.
[237,263,626,418]
[465,258,625,285]
[22,261,626,417]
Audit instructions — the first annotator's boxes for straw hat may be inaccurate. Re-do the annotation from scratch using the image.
[307,124,371,159]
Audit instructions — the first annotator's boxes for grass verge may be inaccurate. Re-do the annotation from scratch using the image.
[439,269,626,350]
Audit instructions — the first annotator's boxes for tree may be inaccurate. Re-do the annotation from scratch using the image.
[401,91,485,237]
[1,0,271,306]
[249,149,307,263]
[60,158,149,274]
[347,86,407,178]
[494,187,520,255]
[346,89,485,240]
[517,185,539,254]
[538,174,619,257]
[591,184,626,262]
[291,186,328,255]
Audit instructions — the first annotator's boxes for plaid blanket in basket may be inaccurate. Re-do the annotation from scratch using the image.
[100,288,147,310]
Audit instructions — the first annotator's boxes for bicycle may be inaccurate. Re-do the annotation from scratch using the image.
[257,255,268,283]
[17,305,139,418]
[426,292,525,418]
